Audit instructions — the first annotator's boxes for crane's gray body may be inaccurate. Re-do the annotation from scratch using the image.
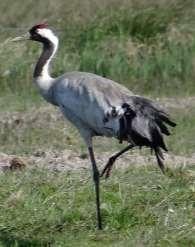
[44,71,134,141]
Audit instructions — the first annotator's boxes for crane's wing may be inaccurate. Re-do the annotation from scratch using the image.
[52,71,133,134]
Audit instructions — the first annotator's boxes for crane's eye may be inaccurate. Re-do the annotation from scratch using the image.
[29,29,41,41]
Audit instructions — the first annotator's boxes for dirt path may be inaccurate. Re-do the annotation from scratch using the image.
[0,149,194,172]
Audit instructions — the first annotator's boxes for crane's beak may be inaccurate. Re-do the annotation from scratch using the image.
[11,32,30,42]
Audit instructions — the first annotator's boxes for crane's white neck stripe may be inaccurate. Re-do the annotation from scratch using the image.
[37,28,59,47]
[40,44,57,81]
[34,28,59,91]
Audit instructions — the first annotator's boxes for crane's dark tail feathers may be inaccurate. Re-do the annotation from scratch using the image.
[118,96,176,172]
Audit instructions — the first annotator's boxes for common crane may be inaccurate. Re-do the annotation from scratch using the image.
[12,23,176,230]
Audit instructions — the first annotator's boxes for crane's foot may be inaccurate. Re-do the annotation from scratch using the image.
[97,218,103,230]
[100,156,116,178]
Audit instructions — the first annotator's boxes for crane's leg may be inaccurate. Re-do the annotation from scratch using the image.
[101,144,134,178]
[88,147,102,230]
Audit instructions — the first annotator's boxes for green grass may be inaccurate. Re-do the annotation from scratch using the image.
[0,0,195,97]
[168,107,195,155]
[0,166,194,246]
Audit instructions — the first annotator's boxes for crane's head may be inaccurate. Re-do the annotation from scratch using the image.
[12,23,58,46]
[29,23,58,44]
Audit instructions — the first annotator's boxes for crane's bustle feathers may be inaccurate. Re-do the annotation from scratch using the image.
[114,96,176,171]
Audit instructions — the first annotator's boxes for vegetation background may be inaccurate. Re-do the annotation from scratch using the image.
[1,0,195,98]
[0,0,195,246]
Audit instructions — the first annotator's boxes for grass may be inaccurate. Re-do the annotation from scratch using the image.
[0,0,195,97]
[167,107,195,155]
[0,165,195,246]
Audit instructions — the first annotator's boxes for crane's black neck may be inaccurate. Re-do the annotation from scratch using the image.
[33,40,55,78]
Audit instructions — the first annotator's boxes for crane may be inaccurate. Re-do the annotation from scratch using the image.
[12,23,176,230]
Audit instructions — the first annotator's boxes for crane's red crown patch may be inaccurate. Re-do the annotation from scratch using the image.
[34,23,48,29]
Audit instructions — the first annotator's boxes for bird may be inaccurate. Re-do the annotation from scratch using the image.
[12,23,176,230]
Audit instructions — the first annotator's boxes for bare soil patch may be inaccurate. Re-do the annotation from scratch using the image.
[0,149,194,173]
